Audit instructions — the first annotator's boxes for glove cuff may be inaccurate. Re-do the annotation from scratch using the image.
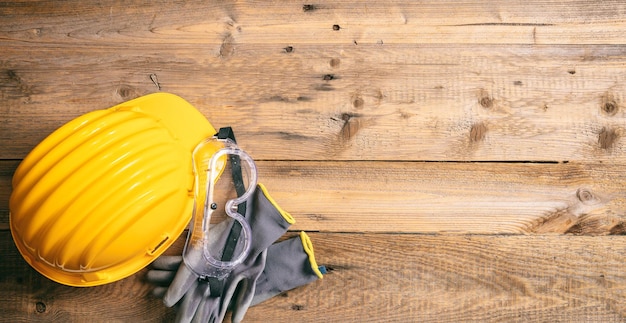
[300,231,324,279]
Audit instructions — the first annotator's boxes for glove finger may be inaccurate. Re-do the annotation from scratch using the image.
[192,294,221,323]
[227,251,267,323]
[145,269,177,286]
[175,279,207,323]
[151,255,183,270]
[230,279,256,323]
[151,286,168,298]
[164,264,198,307]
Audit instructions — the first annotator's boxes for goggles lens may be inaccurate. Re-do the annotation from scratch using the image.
[183,137,257,279]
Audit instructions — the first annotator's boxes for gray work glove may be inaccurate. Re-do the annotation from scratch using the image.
[154,184,295,323]
[148,232,325,320]
[249,231,324,307]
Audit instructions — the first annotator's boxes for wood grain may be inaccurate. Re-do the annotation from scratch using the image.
[0,160,18,227]
[243,233,626,323]
[1,2,626,161]
[2,160,625,234]
[1,44,625,162]
[4,232,626,323]
[1,1,626,45]
[261,161,626,235]
[3,1,626,322]
[0,231,176,323]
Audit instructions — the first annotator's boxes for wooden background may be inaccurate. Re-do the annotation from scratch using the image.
[1,1,626,322]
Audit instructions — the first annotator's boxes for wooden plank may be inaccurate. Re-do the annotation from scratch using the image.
[3,232,626,322]
[1,2,626,322]
[3,160,626,234]
[1,0,626,161]
[261,161,626,234]
[245,233,626,323]
[1,44,625,161]
[1,1,626,45]
[0,160,18,229]
[0,231,176,323]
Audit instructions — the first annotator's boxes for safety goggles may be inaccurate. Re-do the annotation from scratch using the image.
[183,136,257,279]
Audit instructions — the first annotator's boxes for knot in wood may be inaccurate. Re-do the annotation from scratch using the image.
[598,127,619,150]
[352,97,364,109]
[576,188,597,205]
[116,85,136,100]
[470,122,487,142]
[36,301,46,313]
[479,95,493,109]
[602,101,618,116]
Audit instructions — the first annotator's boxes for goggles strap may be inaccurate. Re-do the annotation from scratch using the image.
[208,127,247,296]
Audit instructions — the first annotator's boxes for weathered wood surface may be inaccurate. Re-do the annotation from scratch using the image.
[2,0,626,322]
[1,2,625,161]
[2,160,626,234]
[4,232,626,323]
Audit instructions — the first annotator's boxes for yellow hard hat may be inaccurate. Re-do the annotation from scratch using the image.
[9,93,216,287]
